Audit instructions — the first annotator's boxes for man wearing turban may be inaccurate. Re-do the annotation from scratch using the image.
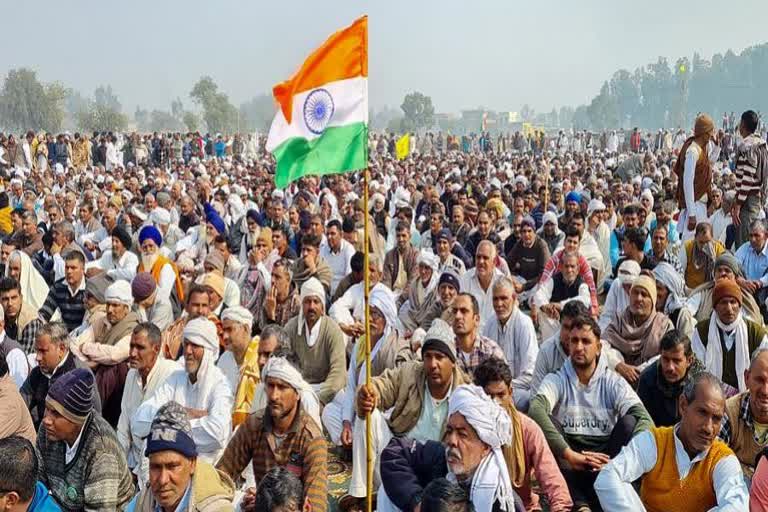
[136,225,185,305]
[132,318,233,465]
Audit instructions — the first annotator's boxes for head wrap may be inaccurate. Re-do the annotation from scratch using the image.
[565,191,582,204]
[139,225,163,247]
[221,306,254,328]
[132,272,157,302]
[447,385,514,512]
[520,216,535,230]
[206,208,226,235]
[298,278,326,338]
[261,356,321,428]
[542,211,558,226]
[694,113,715,138]
[111,226,132,251]
[85,273,113,304]
[631,275,658,310]
[485,198,504,219]
[422,318,457,363]
[204,250,225,274]
[46,368,94,425]
[587,199,606,218]
[653,262,687,315]
[150,207,171,226]
[105,280,133,306]
[713,279,742,306]
[715,253,743,278]
[201,272,225,299]
[417,249,440,271]
[183,317,219,352]
[617,260,641,286]
[144,401,197,459]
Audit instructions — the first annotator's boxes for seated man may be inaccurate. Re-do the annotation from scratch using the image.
[599,259,640,330]
[528,316,653,511]
[349,319,471,509]
[680,222,726,290]
[0,356,36,443]
[322,286,406,447]
[689,252,764,324]
[131,272,174,331]
[532,251,591,341]
[397,250,440,333]
[735,219,768,310]
[84,225,138,283]
[595,373,748,511]
[254,467,306,512]
[216,306,260,427]
[217,355,327,512]
[434,228,467,276]
[0,276,43,355]
[285,278,346,406]
[481,277,538,410]
[719,347,768,478]
[692,279,768,396]
[291,234,332,293]
[117,323,179,486]
[506,216,550,303]
[452,293,506,377]
[38,250,87,333]
[259,258,300,330]
[0,436,62,512]
[603,275,674,385]
[0,303,29,388]
[459,240,504,330]
[128,402,235,511]
[38,368,134,510]
[132,318,233,464]
[379,384,521,512]
[383,221,418,298]
[474,358,573,512]
[136,225,185,306]
[319,219,355,296]
[330,254,388,342]
[637,329,704,427]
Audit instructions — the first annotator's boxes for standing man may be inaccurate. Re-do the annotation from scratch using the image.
[732,110,768,248]
[675,113,718,241]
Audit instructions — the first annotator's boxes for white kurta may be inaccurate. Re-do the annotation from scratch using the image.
[319,239,355,295]
[459,268,504,331]
[85,250,139,283]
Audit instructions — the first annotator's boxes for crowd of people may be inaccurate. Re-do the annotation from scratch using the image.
[0,109,766,511]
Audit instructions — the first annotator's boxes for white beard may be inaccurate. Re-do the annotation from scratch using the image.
[142,253,159,270]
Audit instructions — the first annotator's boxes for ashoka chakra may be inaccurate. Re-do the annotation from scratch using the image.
[303,88,335,135]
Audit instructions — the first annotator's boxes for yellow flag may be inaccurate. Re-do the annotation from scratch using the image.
[396,134,410,160]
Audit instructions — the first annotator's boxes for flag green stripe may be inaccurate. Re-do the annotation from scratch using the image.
[273,122,368,189]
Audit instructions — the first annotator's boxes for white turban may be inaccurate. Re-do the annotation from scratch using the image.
[298,278,326,338]
[369,286,397,331]
[221,306,254,327]
[448,385,514,512]
[262,356,321,428]
[587,199,606,218]
[105,281,133,307]
[183,317,219,353]
[417,249,439,272]
[150,207,172,226]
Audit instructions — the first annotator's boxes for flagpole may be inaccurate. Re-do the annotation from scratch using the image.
[363,168,373,512]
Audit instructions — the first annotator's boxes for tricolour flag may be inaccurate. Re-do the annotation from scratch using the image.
[395,134,410,160]
[267,16,368,189]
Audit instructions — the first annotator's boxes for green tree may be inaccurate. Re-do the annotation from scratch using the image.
[190,76,238,133]
[75,85,128,132]
[0,68,68,132]
[182,111,200,132]
[400,92,435,132]
[587,82,619,130]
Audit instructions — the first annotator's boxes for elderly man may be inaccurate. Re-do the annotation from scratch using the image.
[323,287,405,448]
[397,250,440,333]
[285,277,346,405]
[128,402,235,512]
[603,275,674,385]
[319,219,355,296]
[481,277,538,410]
[117,323,179,487]
[330,253,387,339]
[383,221,418,298]
[136,225,185,306]
[434,228,468,276]
[349,319,471,510]
[735,219,768,308]
[131,272,174,331]
[532,251,592,341]
[70,279,139,426]
[379,385,521,512]
[595,373,748,511]
[693,279,768,397]
[84,226,138,283]
[689,252,764,324]
[680,222,726,289]
[38,368,135,511]
[217,355,327,512]
[216,306,260,426]
[38,251,87,333]
[132,318,233,464]
[459,240,503,330]
[719,348,768,479]
[528,316,653,511]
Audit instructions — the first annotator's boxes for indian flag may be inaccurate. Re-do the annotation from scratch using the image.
[267,16,368,189]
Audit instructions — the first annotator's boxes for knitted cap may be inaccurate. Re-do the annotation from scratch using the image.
[145,401,197,459]
[204,250,225,273]
[46,368,94,424]
[422,318,457,363]
[713,279,742,306]
[201,272,225,299]
[132,272,157,302]
[631,275,657,310]
[438,272,460,293]
[85,274,114,304]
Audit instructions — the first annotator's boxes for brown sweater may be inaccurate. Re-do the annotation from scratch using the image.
[285,315,347,405]
[0,374,35,443]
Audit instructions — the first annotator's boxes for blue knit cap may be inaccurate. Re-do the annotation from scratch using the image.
[145,401,198,459]
[46,368,94,424]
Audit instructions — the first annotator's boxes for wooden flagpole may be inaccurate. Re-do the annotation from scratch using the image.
[362,168,373,512]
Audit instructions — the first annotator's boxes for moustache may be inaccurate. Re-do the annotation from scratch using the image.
[445,447,462,462]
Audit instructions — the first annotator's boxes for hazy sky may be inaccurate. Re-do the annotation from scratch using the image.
[3,0,767,116]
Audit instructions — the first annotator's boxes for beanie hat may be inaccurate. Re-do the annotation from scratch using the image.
[713,279,742,307]
[145,401,197,459]
[132,272,157,302]
[438,271,460,293]
[201,272,225,299]
[46,368,95,424]
[204,250,225,273]
[630,275,657,310]
[422,318,457,363]
[111,226,132,251]
[715,253,743,278]
[85,274,114,303]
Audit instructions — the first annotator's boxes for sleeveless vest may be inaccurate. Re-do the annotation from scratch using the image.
[550,274,584,304]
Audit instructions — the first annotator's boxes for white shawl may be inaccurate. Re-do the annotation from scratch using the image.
[693,313,748,392]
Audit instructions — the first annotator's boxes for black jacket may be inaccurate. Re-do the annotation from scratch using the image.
[380,437,524,512]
